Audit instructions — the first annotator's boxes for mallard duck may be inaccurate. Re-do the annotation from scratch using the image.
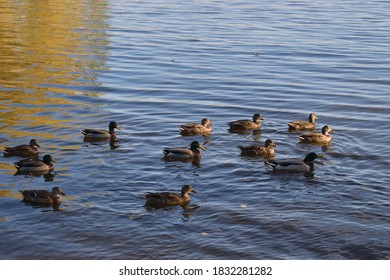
[14,154,56,173]
[298,125,334,144]
[266,152,321,172]
[227,113,264,130]
[179,118,213,136]
[144,185,197,207]
[82,121,121,141]
[163,141,206,159]
[3,139,40,158]
[288,113,318,130]
[20,186,66,205]
[239,139,276,156]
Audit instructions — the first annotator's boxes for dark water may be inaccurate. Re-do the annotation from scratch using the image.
[0,0,389,259]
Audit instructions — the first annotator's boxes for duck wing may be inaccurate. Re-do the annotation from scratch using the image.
[298,132,327,142]
[163,147,193,156]
[20,189,51,202]
[288,120,311,130]
[81,129,108,136]
[15,158,40,167]
[144,192,181,206]
[4,145,37,157]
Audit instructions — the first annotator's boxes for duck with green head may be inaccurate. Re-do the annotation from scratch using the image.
[239,139,276,157]
[82,121,121,141]
[179,118,213,136]
[14,154,56,173]
[266,152,321,172]
[144,185,197,208]
[163,141,206,160]
[227,113,264,130]
[288,113,318,130]
[298,125,334,144]
[3,139,40,158]
[20,186,66,205]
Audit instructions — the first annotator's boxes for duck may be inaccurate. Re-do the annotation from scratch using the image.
[82,121,121,141]
[227,113,264,130]
[20,186,66,205]
[239,139,276,157]
[179,118,213,136]
[163,141,206,160]
[14,154,56,173]
[3,139,40,158]
[287,113,318,130]
[144,185,197,208]
[266,152,321,172]
[298,125,334,144]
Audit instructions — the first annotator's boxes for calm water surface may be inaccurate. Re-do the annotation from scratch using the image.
[0,0,389,259]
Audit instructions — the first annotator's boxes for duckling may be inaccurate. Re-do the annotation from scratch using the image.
[288,113,318,130]
[20,186,66,205]
[163,141,206,160]
[144,185,197,208]
[266,152,321,172]
[3,139,40,158]
[227,113,264,130]
[82,121,121,141]
[298,125,334,144]
[179,118,213,136]
[14,154,56,173]
[239,139,276,157]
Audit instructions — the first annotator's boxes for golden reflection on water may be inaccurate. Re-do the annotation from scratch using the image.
[0,0,109,138]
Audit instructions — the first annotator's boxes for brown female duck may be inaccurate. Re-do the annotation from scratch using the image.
[179,118,213,136]
[239,139,276,157]
[288,113,318,130]
[298,125,334,144]
[144,185,197,208]
[20,186,66,205]
[3,139,40,158]
[227,113,264,130]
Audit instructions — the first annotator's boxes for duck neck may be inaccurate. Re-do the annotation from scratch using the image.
[307,162,314,171]
[181,192,190,201]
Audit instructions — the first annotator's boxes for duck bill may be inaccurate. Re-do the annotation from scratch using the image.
[198,145,206,151]
[51,159,57,163]
[60,192,66,196]
[116,125,121,130]
[191,189,198,194]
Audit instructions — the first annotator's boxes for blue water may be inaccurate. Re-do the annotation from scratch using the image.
[0,0,389,259]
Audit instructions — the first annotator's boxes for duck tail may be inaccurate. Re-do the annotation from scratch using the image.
[264,160,277,168]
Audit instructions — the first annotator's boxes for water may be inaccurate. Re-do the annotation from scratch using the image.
[0,0,389,259]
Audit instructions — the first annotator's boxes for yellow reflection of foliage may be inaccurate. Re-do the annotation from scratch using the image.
[0,189,21,199]
[0,0,109,139]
